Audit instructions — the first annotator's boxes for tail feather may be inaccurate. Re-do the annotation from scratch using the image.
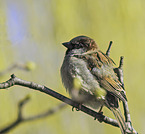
[111,107,127,134]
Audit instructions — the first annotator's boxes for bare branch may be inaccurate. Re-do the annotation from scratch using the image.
[114,56,124,88]
[114,57,138,134]
[0,74,120,129]
[106,41,113,56]
[0,96,30,133]
[106,42,137,133]
[0,95,66,133]
[0,62,35,77]
[25,103,66,121]
[119,56,124,69]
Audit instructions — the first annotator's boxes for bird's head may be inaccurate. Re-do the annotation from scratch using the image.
[62,36,99,51]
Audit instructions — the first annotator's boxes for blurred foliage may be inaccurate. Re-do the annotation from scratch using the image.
[0,0,144,133]
[25,61,36,71]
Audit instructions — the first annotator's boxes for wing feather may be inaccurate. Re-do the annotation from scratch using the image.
[74,50,127,103]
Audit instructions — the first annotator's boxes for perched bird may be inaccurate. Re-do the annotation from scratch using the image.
[61,35,127,134]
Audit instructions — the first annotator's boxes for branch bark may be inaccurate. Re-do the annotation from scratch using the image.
[0,74,120,129]
[113,57,137,134]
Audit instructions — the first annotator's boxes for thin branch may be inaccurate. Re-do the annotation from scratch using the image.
[119,56,124,69]
[0,95,66,133]
[114,56,124,88]
[106,41,113,56]
[0,96,29,133]
[114,57,137,134]
[116,57,131,122]
[0,62,34,77]
[0,74,120,129]
[0,63,18,76]
[25,103,66,121]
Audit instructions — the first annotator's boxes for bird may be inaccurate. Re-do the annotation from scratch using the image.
[60,35,127,134]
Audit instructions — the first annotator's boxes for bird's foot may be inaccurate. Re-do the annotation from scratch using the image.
[72,106,75,111]
[98,106,103,114]
[94,110,104,123]
[76,103,82,111]
[97,112,104,123]
[72,103,82,111]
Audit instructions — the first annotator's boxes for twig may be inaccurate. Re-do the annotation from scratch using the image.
[0,64,18,76]
[0,95,66,133]
[0,62,34,77]
[114,56,124,88]
[0,74,120,129]
[106,41,113,56]
[114,57,137,134]
[0,96,30,133]
[25,103,66,121]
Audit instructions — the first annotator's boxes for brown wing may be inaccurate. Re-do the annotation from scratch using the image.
[100,76,127,102]
[74,50,127,103]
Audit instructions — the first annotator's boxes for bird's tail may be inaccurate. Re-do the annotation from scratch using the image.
[110,107,127,134]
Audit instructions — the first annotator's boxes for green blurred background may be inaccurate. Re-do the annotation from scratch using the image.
[0,0,144,133]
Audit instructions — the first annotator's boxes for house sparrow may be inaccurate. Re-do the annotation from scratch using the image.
[61,35,127,134]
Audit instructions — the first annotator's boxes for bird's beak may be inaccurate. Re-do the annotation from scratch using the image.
[62,42,72,49]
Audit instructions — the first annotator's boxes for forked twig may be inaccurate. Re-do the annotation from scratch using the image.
[113,57,137,134]
[0,95,66,133]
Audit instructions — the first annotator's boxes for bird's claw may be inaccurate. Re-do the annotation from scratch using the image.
[94,111,104,122]
[72,104,82,111]
[97,112,104,123]
[72,106,75,111]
